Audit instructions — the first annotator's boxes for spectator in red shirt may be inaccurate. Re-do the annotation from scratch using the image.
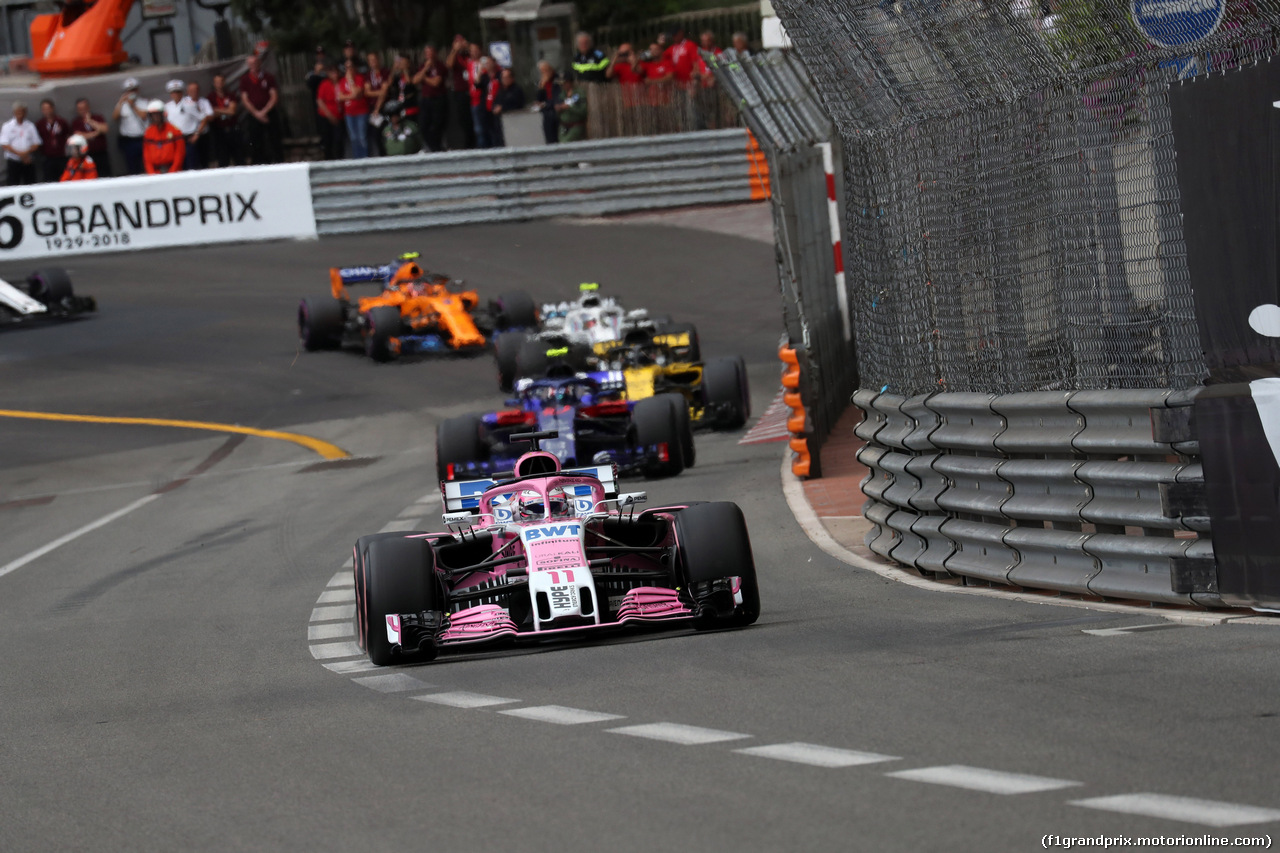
[445,35,475,149]
[643,42,675,107]
[315,62,344,160]
[663,27,699,85]
[696,30,722,87]
[469,54,496,149]
[337,57,370,158]
[610,44,646,108]
[36,99,71,183]
[70,98,110,178]
[239,52,280,164]
[365,51,387,156]
[412,46,446,151]
[208,73,240,166]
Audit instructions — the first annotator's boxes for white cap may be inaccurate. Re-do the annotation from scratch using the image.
[122,76,139,90]
[146,99,165,113]
[165,79,183,92]
[67,134,87,147]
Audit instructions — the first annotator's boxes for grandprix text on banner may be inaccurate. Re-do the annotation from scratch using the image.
[0,163,318,260]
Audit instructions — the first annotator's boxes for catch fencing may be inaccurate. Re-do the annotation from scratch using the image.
[308,128,771,235]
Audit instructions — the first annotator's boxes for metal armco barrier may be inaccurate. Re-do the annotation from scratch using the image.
[853,387,1221,608]
[308,129,769,235]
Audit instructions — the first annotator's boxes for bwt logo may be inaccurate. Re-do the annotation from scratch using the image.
[523,523,582,541]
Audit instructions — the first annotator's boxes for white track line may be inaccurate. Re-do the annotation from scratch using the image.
[307,623,353,641]
[352,673,432,693]
[735,743,900,768]
[322,659,381,674]
[0,493,160,580]
[886,765,1081,795]
[412,691,518,709]
[311,604,355,622]
[607,722,750,745]
[315,589,355,604]
[326,571,352,588]
[1071,794,1280,827]
[500,705,626,725]
[309,641,364,660]
[1081,624,1182,637]
[379,519,421,533]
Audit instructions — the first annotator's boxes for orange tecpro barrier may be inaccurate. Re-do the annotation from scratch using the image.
[29,0,134,77]
[746,130,772,201]
[779,343,811,478]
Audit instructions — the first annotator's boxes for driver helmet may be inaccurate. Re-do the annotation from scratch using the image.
[65,133,88,159]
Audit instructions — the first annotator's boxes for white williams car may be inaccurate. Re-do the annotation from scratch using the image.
[0,267,95,326]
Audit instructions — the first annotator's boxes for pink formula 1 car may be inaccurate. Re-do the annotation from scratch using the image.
[353,430,760,666]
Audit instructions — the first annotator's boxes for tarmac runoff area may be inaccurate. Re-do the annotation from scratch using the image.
[2,211,1280,851]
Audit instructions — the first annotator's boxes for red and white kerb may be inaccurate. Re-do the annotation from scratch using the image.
[818,142,851,342]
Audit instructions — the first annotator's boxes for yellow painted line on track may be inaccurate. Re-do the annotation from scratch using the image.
[0,410,351,460]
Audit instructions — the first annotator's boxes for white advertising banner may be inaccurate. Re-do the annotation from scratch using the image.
[0,163,317,261]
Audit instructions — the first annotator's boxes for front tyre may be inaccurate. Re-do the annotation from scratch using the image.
[674,501,759,628]
[363,305,402,362]
[354,534,442,666]
[632,394,685,478]
[702,356,750,429]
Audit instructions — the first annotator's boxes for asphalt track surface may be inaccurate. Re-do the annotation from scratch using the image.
[3,221,1280,852]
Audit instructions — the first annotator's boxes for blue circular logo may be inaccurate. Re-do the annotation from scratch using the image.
[1132,0,1226,49]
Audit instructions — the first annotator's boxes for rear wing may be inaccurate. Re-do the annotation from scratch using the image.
[329,264,395,299]
[442,464,618,515]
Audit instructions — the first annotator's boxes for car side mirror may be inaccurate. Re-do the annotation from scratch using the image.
[617,492,648,507]
[442,511,475,526]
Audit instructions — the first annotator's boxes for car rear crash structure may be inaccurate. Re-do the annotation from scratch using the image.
[353,436,760,666]
[0,267,95,325]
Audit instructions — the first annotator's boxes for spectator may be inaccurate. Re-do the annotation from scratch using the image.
[1,102,40,185]
[412,47,445,152]
[113,77,147,174]
[571,32,609,83]
[610,42,646,108]
[699,30,721,55]
[342,40,367,75]
[36,99,71,183]
[60,134,97,181]
[315,62,344,160]
[555,73,587,143]
[164,80,210,170]
[239,53,280,164]
[663,27,699,85]
[696,31,721,88]
[731,32,750,56]
[445,35,475,149]
[337,58,370,159]
[207,73,240,166]
[142,100,184,174]
[304,45,328,138]
[469,54,495,149]
[365,51,388,156]
[535,61,561,145]
[643,42,674,84]
[70,98,110,178]
[489,67,524,148]
[381,101,423,156]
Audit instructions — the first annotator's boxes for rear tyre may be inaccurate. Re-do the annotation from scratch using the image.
[656,321,701,362]
[299,297,345,351]
[363,305,402,362]
[355,534,442,666]
[673,501,759,629]
[703,356,749,429]
[632,394,685,478]
[436,414,488,482]
[28,268,72,305]
[493,290,537,330]
[494,331,526,391]
[667,394,695,468]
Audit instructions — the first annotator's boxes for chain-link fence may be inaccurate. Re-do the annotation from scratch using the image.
[767,0,1280,396]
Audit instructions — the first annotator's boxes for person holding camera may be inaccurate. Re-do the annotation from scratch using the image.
[113,77,147,174]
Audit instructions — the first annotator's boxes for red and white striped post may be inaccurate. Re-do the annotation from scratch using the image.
[817,142,851,342]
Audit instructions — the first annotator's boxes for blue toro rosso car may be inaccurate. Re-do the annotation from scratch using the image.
[435,361,695,483]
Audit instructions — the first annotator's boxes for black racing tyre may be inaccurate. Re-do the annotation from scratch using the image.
[656,321,701,362]
[703,355,749,429]
[28,268,73,305]
[515,337,550,380]
[298,296,345,351]
[668,393,695,469]
[493,290,537,330]
[355,534,441,666]
[631,394,685,478]
[363,305,402,362]
[436,414,488,483]
[493,331,526,392]
[673,501,759,628]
